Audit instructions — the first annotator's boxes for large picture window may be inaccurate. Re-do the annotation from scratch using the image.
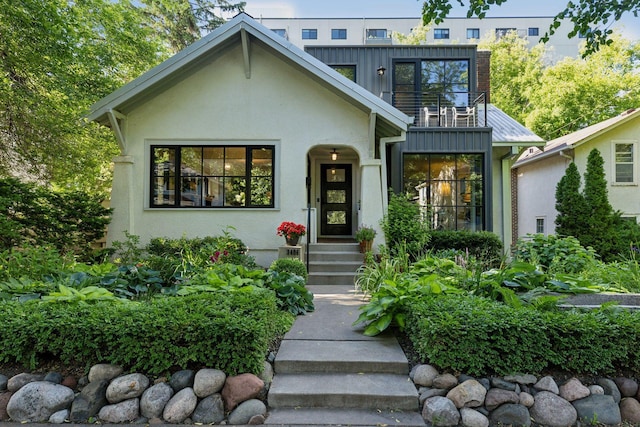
[403,153,484,231]
[151,145,274,208]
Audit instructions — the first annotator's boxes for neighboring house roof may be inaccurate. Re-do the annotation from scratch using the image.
[514,108,640,167]
[478,104,545,146]
[87,13,412,138]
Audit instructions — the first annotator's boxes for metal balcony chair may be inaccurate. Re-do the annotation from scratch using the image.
[452,106,476,127]
[423,106,439,127]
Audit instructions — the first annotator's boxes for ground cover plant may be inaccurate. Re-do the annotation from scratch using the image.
[0,230,312,376]
[355,233,640,376]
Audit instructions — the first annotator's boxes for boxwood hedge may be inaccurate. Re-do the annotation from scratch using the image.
[0,290,294,376]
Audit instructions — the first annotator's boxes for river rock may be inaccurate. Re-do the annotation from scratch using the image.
[433,373,458,390]
[559,377,590,402]
[422,396,460,426]
[69,379,109,422]
[0,391,13,420]
[620,397,640,423]
[7,373,44,392]
[44,372,63,384]
[88,364,123,383]
[530,390,577,427]
[49,409,68,424]
[589,385,605,395]
[7,381,74,422]
[163,387,197,423]
[504,373,537,385]
[534,376,559,394]
[573,394,621,425]
[222,373,264,411]
[598,378,622,403]
[419,388,448,405]
[413,364,439,387]
[490,403,530,426]
[192,393,225,424]
[519,392,535,407]
[227,398,267,425]
[616,377,639,397]
[106,373,149,403]
[491,377,516,391]
[259,361,274,386]
[169,370,195,392]
[0,375,7,391]
[140,382,174,419]
[98,398,139,423]
[446,379,487,408]
[460,407,489,427]
[484,387,519,411]
[193,368,226,398]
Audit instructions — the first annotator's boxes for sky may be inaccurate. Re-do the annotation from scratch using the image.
[241,0,640,40]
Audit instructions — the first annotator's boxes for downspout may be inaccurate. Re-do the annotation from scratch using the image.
[501,147,520,256]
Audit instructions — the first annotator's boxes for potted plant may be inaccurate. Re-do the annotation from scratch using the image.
[355,225,376,253]
[277,221,306,246]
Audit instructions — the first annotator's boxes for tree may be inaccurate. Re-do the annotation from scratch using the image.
[555,162,587,239]
[581,148,615,254]
[421,0,640,56]
[392,23,431,45]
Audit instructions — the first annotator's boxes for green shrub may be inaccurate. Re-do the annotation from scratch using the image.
[514,234,597,273]
[0,291,294,375]
[427,230,503,268]
[269,258,308,280]
[0,245,75,282]
[404,295,640,376]
[0,178,111,260]
[265,271,314,315]
[381,193,430,258]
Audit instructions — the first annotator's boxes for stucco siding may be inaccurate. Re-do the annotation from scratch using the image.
[108,42,375,266]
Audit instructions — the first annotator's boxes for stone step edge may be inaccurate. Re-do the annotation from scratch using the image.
[265,407,426,426]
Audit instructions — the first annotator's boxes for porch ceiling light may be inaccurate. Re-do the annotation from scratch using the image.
[377,66,386,76]
[331,148,338,161]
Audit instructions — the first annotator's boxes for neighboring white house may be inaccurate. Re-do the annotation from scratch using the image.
[87,13,412,267]
[513,108,640,240]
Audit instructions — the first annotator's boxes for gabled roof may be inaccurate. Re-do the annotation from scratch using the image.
[514,108,640,167]
[87,13,412,136]
[479,104,544,146]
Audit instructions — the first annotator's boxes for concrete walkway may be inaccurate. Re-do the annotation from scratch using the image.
[266,285,425,426]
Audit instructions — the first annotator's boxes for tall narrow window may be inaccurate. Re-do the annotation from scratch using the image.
[614,142,636,183]
[151,145,274,208]
[536,217,545,234]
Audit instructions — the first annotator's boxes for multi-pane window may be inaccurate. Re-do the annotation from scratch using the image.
[536,218,545,234]
[366,29,387,39]
[302,29,317,40]
[403,153,484,231]
[331,29,347,39]
[434,28,450,39]
[151,145,274,208]
[331,65,356,82]
[614,142,636,183]
[467,28,480,39]
[528,27,539,36]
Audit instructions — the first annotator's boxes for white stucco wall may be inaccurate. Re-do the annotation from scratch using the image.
[108,41,382,266]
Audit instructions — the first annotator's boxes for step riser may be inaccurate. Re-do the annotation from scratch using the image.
[308,263,361,273]
[268,392,418,410]
[308,253,364,262]
[308,274,355,286]
[275,360,408,374]
[309,243,360,252]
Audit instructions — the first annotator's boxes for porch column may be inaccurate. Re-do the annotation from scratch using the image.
[359,159,384,240]
[106,155,135,246]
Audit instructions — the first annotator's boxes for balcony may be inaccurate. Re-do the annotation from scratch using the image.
[388,91,487,128]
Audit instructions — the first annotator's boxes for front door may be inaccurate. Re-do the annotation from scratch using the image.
[320,164,352,236]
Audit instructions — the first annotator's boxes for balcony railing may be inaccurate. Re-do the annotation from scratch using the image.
[388,91,487,128]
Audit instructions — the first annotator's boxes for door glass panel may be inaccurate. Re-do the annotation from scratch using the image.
[327,211,347,225]
[327,190,346,203]
[326,168,346,182]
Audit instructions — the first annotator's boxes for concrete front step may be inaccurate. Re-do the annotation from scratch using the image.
[268,372,419,410]
[308,272,356,286]
[265,408,426,426]
[275,339,409,374]
[308,260,362,273]
[307,251,364,262]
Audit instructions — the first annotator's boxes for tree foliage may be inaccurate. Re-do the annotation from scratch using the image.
[554,162,587,240]
[421,0,640,56]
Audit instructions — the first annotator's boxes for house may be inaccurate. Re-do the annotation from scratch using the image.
[513,108,640,241]
[88,13,542,266]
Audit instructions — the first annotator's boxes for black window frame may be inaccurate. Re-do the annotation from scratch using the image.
[150,144,275,209]
[331,28,347,40]
[302,28,318,40]
[366,28,388,39]
[528,27,539,37]
[330,64,356,82]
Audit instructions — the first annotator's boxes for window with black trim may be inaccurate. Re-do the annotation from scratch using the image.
[403,153,484,230]
[331,28,347,39]
[151,145,274,208]
[302,29,317,39]
[528,27,539,36]
[367,29,387,39]
[536,217,545,234]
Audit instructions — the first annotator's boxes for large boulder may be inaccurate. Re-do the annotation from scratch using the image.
[106,373,149,403]
[413,364,439,387]
[87,364,123,383]
[620,397,640,423]
[69,379,109,422]
[484,387,519,411]
[490,403,530,426]
[7,373,44,392]
[98,398,140,423]
[559,377,590,402]
[6,381,74,422]
[227,399,267,425]
[460,407,489,427]
[193,369,226,398]
[163,387,197,423]
[573,394,621,425]
[222,374,264,411]
[530,390,577,427]
[192,393,225,424]
[422,396,460,426]
[140,382,174,419]
[446,379,487,408]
